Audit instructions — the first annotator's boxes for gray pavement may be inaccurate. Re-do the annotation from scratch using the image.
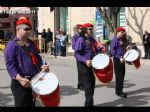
[0,51,150,107]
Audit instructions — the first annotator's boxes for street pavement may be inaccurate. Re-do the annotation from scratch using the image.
[0,51,150,107]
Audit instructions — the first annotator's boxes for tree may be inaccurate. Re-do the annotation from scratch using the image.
[96,7,121,38]
[109,7,121,28]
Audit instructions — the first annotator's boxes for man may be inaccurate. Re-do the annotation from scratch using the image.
[74,23,101,106]
[143,30,150,59]
[60,31,67,56]
[0,29,4,40]
[46,28,53,55]
[4,16,49,107]
[41,29,47,53]
[72,24,84,91]
[55,30,61,56]
[110,27,127,98]
[4,30,12,40]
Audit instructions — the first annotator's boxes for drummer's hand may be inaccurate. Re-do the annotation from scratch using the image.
[126,45,132,50]
[19,78,31,88]
[41,64,50,72]
[120,57,125,63]
[16,74,31,88]
[86,60,92,67]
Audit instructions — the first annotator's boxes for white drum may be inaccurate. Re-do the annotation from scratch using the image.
[31,72,59,95]
[92,53,110,70]
[124,49,139,62]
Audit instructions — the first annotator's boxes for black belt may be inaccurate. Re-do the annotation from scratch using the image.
[23,76,33,80]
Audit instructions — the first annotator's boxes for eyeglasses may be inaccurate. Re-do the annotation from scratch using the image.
[22,28,31,31]
[87,28,93,30]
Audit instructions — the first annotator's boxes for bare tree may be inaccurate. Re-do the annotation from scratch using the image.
[126,7,149,41]
[96,7,121,38]
[110,7,121,28]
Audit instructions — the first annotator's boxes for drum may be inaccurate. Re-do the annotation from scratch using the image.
[92,54,113,83]
[92,54,110,70]
[31,72,60,107]
[94,59,113,83]
[124,49,140,69]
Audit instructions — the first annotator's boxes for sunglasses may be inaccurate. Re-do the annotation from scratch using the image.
[22,28,31,31]
[87,28,93,30]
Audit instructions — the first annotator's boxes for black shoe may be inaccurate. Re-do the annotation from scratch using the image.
[116,92,127,98]
[77,85,85,91]
[143,57,147,59]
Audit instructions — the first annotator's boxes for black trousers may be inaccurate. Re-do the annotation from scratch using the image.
[113,57,125,94]
[78,62,95,106]
[11,80,35,107]
[60,46,66,56]
[144,44,150,58]
[76,61,84,88]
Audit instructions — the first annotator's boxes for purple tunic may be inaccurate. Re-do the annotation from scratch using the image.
[72,33,80,50]
[110,36,126,59]
[4,36,43,79]
[74,36,100,64]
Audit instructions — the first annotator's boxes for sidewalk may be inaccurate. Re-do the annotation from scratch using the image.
[40,53,150,65]
[1,50,150,65]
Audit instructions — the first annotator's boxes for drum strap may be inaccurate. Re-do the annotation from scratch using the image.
[15,39,41,71]
[32,93,45,106]
[32,93,39,101]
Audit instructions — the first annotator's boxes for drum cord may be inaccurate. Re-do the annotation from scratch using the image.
[32,93,44,107]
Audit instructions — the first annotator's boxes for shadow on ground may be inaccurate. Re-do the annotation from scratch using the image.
[105,80,136,89]
[0,85,13,107]
[95,87,150,107]
[60,85,79,97]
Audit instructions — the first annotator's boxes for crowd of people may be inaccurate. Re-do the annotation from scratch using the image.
[36,28,68,57]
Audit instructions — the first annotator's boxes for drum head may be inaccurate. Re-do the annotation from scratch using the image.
[31,72,58,95]
[124,49,139,62]
[92,54,110,69]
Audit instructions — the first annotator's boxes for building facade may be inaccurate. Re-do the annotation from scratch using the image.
[3,7,147,56]
[125,7,150,57]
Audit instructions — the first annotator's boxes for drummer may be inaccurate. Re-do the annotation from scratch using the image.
[74,23,102,107]
[110,27,127,98]
[72,24,84,91]
[4,16,49,107]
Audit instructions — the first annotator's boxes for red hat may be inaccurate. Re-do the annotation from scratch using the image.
[115,27,125,32]
[76,24,83,29]
[16,16,32,28]
[83,23,93,28]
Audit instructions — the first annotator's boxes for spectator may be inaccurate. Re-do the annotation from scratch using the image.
[46,28,53,55]
[54,30,61,56]
[60,31,67,56]
[41,29,47,53]
[143,30,150,59]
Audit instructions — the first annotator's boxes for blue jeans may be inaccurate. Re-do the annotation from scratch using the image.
[55,41,61,56]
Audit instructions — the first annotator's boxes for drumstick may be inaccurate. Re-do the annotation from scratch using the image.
[32,72,47,85]
[124,50,132,60]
